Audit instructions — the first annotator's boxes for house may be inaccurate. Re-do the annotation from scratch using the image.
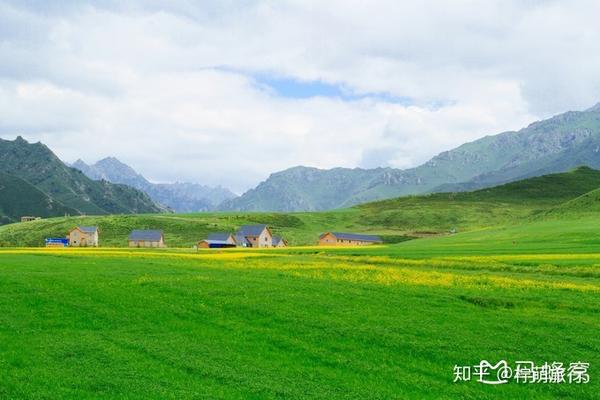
[272,236,287,247]
[45,238,69,247]
[128,230,166,248]
[198,233,237,249]
[68,226,99,247]
[235,224,273,248]
[318,232,383,246]
[208,232,236,244]
[234,233,250,247]
[21,216,40,223]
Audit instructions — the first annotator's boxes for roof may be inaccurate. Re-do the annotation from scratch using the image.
[272,236,286,245]
[74,226,98,233]
[128,230,164,241]
[45,238,69,243]
[237,224,268,237]
[208,233,233,241]
[320,232,382,243]
[234,233,250,245]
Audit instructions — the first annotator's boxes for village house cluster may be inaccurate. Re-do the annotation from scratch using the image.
[198,224,287,248]
[197,226,383,248]
[44,223,383,248]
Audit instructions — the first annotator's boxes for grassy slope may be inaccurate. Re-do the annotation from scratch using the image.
[2,166,600,247]
[356,166,600,231]
[382,217,600,257]
[544,186,600,217]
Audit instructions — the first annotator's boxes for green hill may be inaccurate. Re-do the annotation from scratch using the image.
[355,166,600,231]
[0,172,77,224]
[0,136,163,218]
[2,166,600,247]
[544,186,600,217]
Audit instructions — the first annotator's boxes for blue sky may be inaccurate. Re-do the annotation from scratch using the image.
[252,74,413,104]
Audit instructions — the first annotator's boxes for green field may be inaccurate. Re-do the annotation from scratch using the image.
[1,168,599,398]
[1,237,598,399]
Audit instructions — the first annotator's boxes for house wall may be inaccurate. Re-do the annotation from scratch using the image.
[340,239,374,246]
[318,233,376,246]
[248,228,272,248]
[129,237,165,248]
[246,236,257,247]
[91,231,99,246]
[198,241,210,248]
[69,229,98,247]
[318,233,337,246]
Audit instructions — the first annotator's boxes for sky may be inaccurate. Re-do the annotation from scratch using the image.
[1,1,600,193]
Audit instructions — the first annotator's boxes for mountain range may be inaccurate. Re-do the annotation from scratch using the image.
[4,102,600,217]
[72,158,236,212]
[0,137,163,223]
[220,103,600,211]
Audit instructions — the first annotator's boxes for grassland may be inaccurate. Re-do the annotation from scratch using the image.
[0,243,598,399]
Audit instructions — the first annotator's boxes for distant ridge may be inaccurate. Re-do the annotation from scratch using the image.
[221,103,600,211]
[0,136,163,223]
[73,157,237,212]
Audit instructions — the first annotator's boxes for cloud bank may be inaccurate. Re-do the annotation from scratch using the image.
[1,1,599,192]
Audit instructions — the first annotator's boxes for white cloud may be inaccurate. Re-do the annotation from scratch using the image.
[0,1,598,192]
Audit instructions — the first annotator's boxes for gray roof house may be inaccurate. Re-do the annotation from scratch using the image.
[235,224,273,248]
[234,233,250,247]
[237,224,268,237]
[208,233,235,242]
[128,230,166,247]
[68,225,99,247]
[198,232,237,249]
